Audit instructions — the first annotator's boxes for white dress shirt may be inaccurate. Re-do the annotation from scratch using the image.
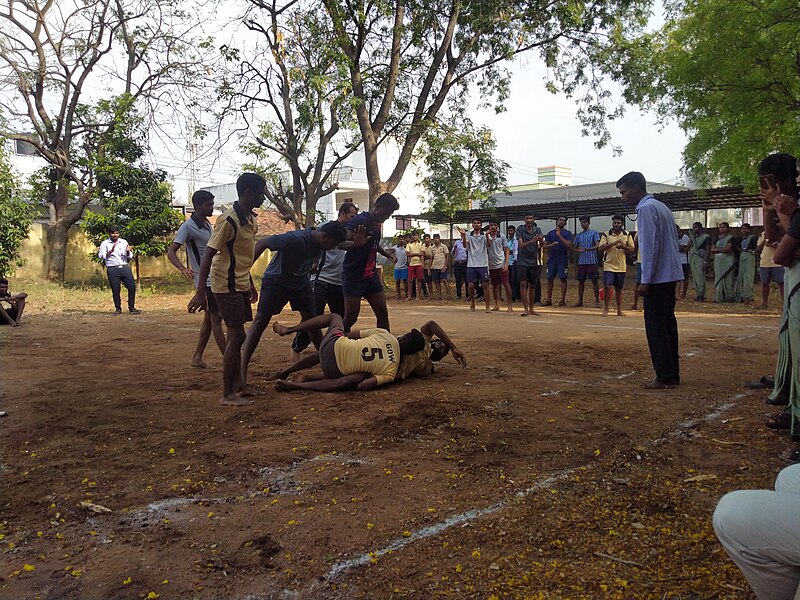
[98,237,133,267]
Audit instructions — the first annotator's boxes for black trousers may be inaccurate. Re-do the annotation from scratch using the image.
[107,265,136,311]
[292,280,345,353]
[509,263,520,301]
[643,281,680,383]
[453,262,467,298]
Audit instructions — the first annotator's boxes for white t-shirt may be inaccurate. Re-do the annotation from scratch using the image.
[678,234,690,265]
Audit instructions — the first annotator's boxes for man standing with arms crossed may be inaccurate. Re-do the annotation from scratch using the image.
[515,213,543,316]
[167,190,225,368]
[618,172,683,389]
[188,173,265,407]
[598,215,634,317]
[573,216,601,308]
[487,219,513,312]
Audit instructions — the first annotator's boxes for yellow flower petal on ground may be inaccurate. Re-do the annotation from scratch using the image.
[122,577,132,585]
[23,564,35,572]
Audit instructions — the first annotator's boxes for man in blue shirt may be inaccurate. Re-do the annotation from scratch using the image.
[573,216,601,308]
[240,222,348,387]
[618,171,683,389]
[543,216,573,307]
[342,193,400,332]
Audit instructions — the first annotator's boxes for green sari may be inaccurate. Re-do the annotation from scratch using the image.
[714,235,735,302]
[734,235,756,302]
[688,232,710,299]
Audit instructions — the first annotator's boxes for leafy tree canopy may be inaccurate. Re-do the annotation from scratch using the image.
[418,118,509,217]
[614,0,800,185]
[0,141,37,277]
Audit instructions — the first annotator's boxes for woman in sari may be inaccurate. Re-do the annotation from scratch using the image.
[711,222,735,302]
[688,222,711,300]
[735,223,757,303]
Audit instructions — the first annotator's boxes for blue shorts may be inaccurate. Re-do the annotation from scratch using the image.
[603,271,626,289]
[394,267,408,281]
[430,269,446,282]
[760,266,784,285]
[342,273,384,298]
[546,261,568,281]
[257,278,314,318]
[576,264,599,281]
[466,266,489,284]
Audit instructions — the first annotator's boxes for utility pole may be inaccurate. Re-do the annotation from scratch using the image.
[187,115,199,202]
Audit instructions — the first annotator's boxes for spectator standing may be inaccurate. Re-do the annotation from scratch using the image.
[515,213,543,316]
[406,232,426,300]
[542,215,572,307]
[617,171,683,389]
[688,222,712,301]
[676,225,690,300]
[430,234,449,300]
[757,228,785,309]
[711,222,736,303]
[394,235,409,300]
[98,226,140,315]
[735,223,758,303]
[459,218,491,313]
[487,219,513,312]
[573,216,601,308]
[598,215,634,317]
[451,236,468,300]
[506,225,520,302]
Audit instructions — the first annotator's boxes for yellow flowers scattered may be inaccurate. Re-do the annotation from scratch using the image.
[207,511,215,518]
[366,522,374,529]
[402,530,412,537]
[472,550,481,558]
[167,448,175,455]
[122,577,133,585]
[287,520,298,526]
[147,592,160,599]
[23,564,35,572]
[594,449,601,456]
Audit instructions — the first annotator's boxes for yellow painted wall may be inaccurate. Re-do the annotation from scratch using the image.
[16,223,273,283]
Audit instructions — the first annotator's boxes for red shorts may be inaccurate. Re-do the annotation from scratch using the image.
[489,268,509,285]
[408,265,424,280]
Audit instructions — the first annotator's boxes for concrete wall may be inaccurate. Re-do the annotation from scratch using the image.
[16,223,273,283]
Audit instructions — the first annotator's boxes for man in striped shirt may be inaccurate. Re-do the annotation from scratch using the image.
[573,216,602,308]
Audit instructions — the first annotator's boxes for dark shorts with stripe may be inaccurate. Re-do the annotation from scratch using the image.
[214,291,253,327]
[204,286,219,313]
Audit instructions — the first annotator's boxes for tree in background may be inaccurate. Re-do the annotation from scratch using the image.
[321,0,652,206]
[223,1,361,228]
[0,0,215,281]
[419,118,509,217]
[0,141,37,277]
[614,0,800,185]
[81,97,183,280]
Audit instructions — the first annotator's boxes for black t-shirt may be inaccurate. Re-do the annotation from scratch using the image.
[343,211,381,279]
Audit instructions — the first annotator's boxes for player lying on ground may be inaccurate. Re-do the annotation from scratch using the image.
[267,314,467,392]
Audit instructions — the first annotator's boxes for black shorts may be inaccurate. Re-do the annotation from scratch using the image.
[342,273,384,298]
[0,305,17,324]
[517,264,541,283]
[214,291,253,328]
[204,287,220,313]
[319,320,346,378]
[257,278,315,318]
[681,263,690,277]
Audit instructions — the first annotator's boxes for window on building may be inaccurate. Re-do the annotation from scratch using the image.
[14,139,37,156]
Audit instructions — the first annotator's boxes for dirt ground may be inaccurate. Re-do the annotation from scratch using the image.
[0,283,793,599]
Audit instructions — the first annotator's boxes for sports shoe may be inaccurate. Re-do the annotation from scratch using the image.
[114,308,122,315]
[129,308,142,314]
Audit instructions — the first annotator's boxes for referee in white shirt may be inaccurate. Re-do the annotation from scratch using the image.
[98,226,140,314]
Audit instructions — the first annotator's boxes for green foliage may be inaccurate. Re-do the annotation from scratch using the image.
[0,144,37,277]
[81,98,182,258]
[419,118,509,217]
[614,0,800,185]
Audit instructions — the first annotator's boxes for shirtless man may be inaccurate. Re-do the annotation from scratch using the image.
[268,313,466,392]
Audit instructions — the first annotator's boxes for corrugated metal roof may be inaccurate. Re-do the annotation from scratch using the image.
[401,186,760,224]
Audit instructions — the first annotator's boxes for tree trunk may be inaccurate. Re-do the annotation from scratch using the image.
[47,221,70,282]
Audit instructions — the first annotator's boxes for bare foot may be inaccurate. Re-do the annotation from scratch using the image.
[190,359,211,368]
[470,304,476,311]
[263,370,285,381]
[220,393,253,406]
[275,379,300,392]
[239,385,264,397]
[272,322,291,336]
[521,312,528,317]
[529,310,540,316]
[602,308,609,317]
[617,310,626,317]
[485,309,492,313]
[506,307,514,312]
[491,306,500,311]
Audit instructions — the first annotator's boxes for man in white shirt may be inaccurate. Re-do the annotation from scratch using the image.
[167,190,224,367]
[98,226,140,315]
[459,218,491,312]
